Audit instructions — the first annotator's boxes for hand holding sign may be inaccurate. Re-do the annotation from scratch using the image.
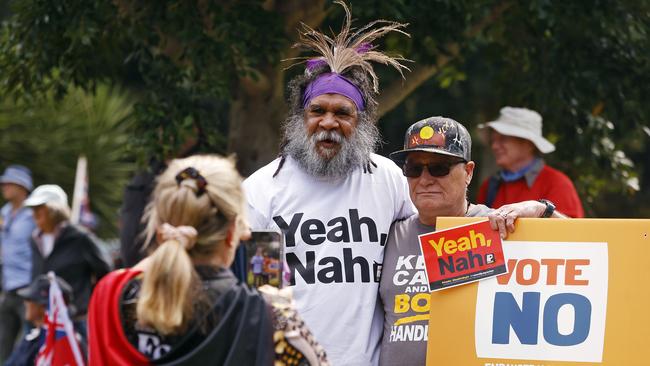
[488,200,555,239]
[424,217,649,366]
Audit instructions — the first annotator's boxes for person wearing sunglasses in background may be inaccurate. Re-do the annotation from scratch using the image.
[378,117,566,366]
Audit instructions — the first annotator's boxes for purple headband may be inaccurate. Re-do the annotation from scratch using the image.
[302,73,365,111]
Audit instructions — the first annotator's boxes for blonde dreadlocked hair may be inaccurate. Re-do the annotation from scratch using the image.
[274,1,411,178]
[289,0,410,93]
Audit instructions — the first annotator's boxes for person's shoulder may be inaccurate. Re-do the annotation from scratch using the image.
[479,174,494,187]
[223,280,267,309]
[244,158,282,184]
[61,224,97,243]
[371,153,400,170]
[386,215,430,253]
[105,267,139,280]
[96,268,142,292]
[540,164,575,185]
[390,214,419,233]
[243,158,284,212]
[467,203,493,217]
[19,205,34,218]
[370,153,404,179]
[1,202,10,215]
[59,224,84,239]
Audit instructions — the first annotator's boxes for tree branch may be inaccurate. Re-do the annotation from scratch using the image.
[278,0,328,38]
[377,1,514,117]
[465,1,514,38]
[277,0,328,61]
[377,61,445,118]
[235,0,328,95]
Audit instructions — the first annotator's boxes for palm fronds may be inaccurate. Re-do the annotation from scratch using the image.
[0,85,135,238]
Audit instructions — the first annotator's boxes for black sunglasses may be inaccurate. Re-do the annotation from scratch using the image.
[402,160,465,178]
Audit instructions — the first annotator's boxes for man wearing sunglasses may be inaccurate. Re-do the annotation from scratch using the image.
[378,116,566,366]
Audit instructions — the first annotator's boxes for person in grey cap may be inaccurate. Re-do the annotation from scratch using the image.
[0,165,36,363]
[476,107,584,218]
[378,116,566,366]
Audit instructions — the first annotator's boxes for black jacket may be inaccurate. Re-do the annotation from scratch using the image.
[119,168,157,267]
[113,266,274,366]
[31,224,111,316]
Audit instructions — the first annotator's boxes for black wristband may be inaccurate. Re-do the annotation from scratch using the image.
[538,199,556,218]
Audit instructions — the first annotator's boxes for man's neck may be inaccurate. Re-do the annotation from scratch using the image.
[9,197,26,213]
[418,200,468,226]
[503,156,536,173]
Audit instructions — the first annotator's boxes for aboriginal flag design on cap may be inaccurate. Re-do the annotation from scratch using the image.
[389,116,472,164]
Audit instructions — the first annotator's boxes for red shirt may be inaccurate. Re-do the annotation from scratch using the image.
[477,164,585,218]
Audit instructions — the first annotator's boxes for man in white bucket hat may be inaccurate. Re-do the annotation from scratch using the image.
[476,106,584,218]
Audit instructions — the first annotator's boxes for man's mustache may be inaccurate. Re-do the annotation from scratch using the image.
[312,130,344,144]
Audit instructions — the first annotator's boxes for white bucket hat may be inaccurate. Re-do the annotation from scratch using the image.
[24,184,69,209]
[478,106,555,154]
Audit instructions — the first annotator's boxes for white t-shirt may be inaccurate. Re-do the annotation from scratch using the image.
[41,233,55,257]
[244,154,415,366]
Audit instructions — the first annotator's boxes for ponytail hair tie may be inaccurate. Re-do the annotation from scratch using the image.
[157,223,198,250]
[175,167,207,196]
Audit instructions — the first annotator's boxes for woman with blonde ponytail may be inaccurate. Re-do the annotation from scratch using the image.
[87,155,274,365]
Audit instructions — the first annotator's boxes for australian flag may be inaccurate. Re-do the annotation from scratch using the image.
[35,272,85,366]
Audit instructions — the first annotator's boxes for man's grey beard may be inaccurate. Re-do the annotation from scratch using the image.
[283,113,380,178]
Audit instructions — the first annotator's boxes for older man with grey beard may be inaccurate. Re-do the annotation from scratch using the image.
[244,88,413,366]
[242,3,413,365]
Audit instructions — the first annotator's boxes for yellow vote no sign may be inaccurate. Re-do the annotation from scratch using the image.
[426,217,650,366]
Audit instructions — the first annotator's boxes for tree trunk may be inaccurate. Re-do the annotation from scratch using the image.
[228,0,328,176]
[227,72,287,176]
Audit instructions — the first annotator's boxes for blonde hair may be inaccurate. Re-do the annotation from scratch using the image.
[136,155,247,335]
[45,202,70,226]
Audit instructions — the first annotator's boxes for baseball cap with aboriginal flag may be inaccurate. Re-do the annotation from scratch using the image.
[390,116,472,165]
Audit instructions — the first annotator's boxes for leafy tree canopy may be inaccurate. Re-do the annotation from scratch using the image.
[1,0,648,216]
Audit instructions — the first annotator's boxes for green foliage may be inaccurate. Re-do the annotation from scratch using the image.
[0,85,134,237]
[0,0,285,158]
[0,0,648,216]
[368,0,650,216]
[471,0,649,210]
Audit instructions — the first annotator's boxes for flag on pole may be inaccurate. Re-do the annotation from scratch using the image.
[70,155,97,230]
[35,272,86,366]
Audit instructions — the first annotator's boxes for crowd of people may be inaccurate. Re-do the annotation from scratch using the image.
[0,167,109,365]
[0,3,583,366]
